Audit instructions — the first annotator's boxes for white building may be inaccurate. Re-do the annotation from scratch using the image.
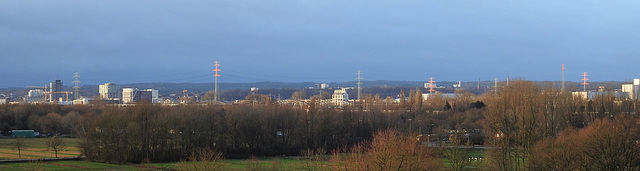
[320,83,329,89]
[73,98,92,105]
[26,89,45,103]
[572,92,588,100]
[122,88,135,104]
[453,81,461,88]
[332,88,350,106]
[621,79,640,99]
[421,93,455,101]
[99,83,121,100]
[123,88,157,104]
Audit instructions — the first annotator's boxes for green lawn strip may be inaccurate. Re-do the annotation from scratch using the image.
[142,162,182,170]
[222,157,329,170]
[1,160,141,171]
[0,152,46,159]
[0,162,71,171]
[50,160,140,170]
[0,138,80,148]
[13,148,80,155]
[0,150,78,159]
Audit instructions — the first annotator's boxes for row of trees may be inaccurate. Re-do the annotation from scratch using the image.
[78,102,404,163]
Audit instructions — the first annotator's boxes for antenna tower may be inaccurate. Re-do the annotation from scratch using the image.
[428,77,436,94]
[357,70,362,100]
[73,72,80,99]
[581,72,589,92]
[213,61,221,102]
[561,64,565,91]
[477,78,480,89]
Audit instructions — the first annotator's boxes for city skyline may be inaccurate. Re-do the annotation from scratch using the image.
[2,1,640,88]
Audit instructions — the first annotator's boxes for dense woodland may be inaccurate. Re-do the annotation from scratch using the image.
[1,80,639,170]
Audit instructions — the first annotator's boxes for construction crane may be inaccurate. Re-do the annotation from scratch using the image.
[50,91,73,102]
[26,85,73,102]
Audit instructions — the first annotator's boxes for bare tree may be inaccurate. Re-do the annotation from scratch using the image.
[180,147,225,171]
[291,90,307,100]
[343,129,442,170]
[47,135,66,158]
[10,138,26,159]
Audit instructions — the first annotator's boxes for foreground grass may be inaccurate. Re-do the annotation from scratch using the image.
[0,138,82,160]
[1,138,486,170]
[0,160,140,171]
[1,152,486,171]
[0,157,329,171]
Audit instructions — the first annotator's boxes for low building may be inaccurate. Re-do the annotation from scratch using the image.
[73,98,92,105]
[123,88,155,103]
[422,93,455,101]
[12,130,36,138]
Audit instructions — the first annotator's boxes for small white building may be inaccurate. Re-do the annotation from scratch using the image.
[320,83,329,89]
[73,98,92,105]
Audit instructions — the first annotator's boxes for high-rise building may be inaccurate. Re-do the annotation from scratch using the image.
[49,80,63,102]
[122,88,135,103]
[99,83,121,100]
[146,89,160,103]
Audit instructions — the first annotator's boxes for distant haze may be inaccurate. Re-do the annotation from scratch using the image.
[2,1,640,88]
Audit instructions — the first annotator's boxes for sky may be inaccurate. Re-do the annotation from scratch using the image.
[1,1,640,88]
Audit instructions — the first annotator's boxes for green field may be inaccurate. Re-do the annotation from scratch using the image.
[1,154,486,170]
[0,157,330,171]
[0,138,82,159]
[0,138,486,170]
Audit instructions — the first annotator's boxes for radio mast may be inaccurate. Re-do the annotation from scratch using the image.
[213,61,221,102]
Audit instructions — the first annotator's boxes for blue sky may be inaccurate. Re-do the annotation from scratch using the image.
[1,1,640,88]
